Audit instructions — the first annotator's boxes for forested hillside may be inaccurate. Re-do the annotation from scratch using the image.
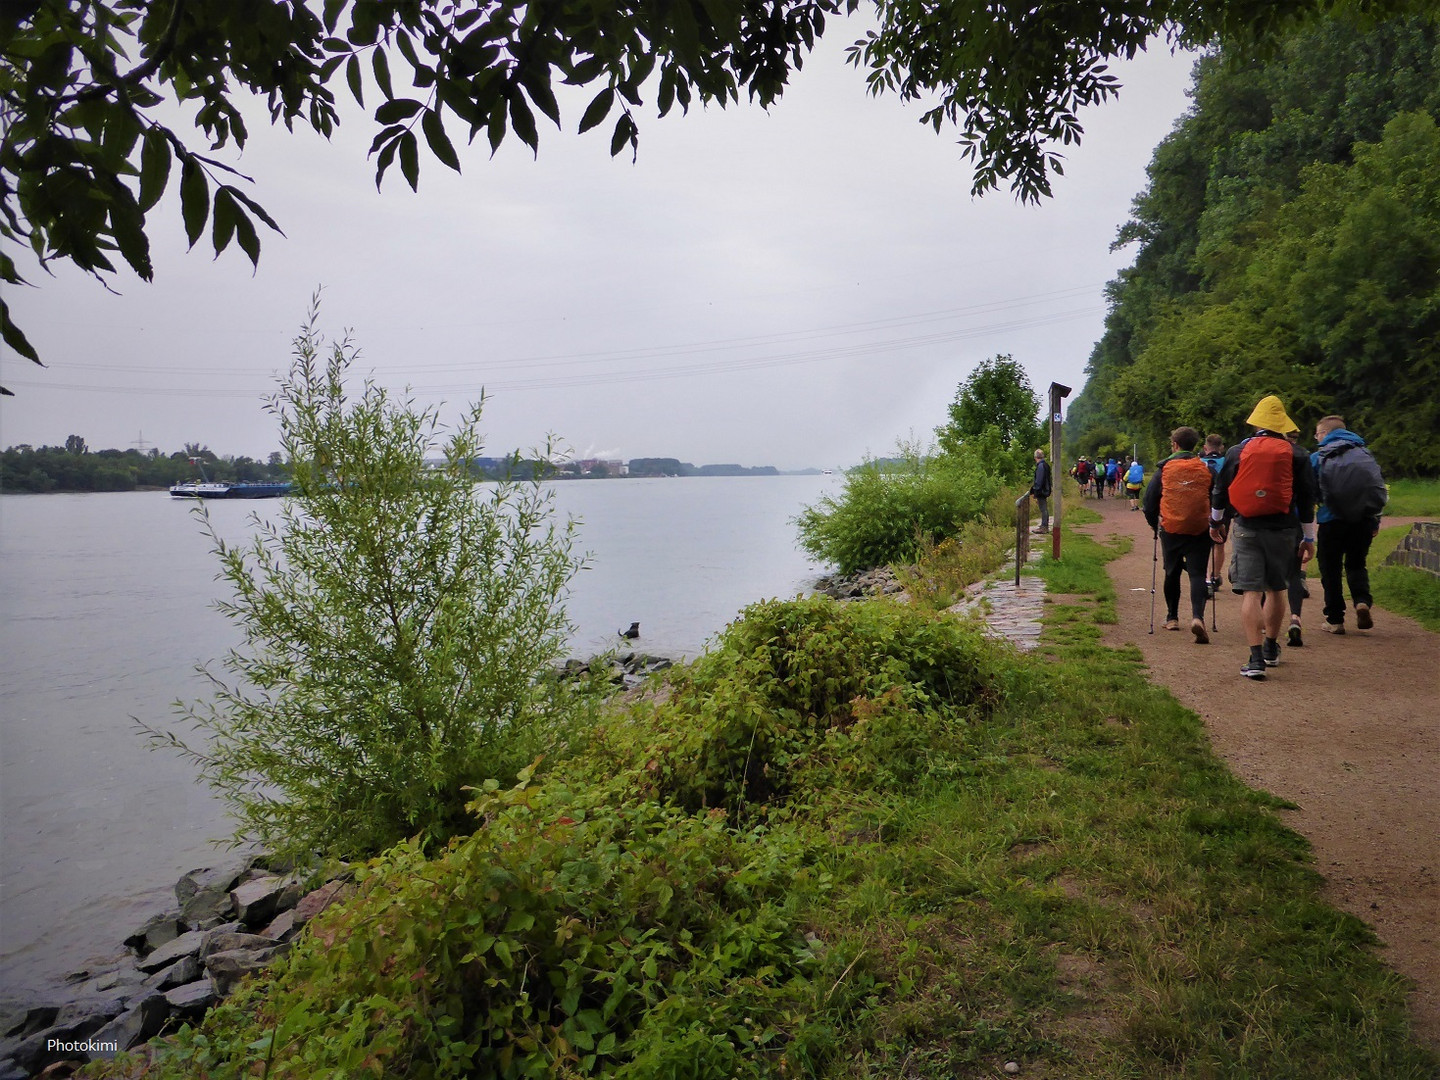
[1067,15,1440,476]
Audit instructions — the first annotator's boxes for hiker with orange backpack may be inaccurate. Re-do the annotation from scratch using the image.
[1209,396,1318,680]
[1143,427,1215,644]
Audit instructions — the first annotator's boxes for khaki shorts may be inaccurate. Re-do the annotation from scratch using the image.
[1228,522,1295,593]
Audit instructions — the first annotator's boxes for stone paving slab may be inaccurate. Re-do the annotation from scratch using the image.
[946,549,1047,651]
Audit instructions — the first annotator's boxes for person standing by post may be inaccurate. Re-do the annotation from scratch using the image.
[1030,448,1053,534]
[1311,415,1388,634]
[1144,427,1215,643]
[1210,395,1318,680]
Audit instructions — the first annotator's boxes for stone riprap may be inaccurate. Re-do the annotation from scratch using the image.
[0,857,353,1078]
[1383,520,1440,575]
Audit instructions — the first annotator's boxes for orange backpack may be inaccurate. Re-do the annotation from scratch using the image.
[1159,455,1212,534]
[1229,436,1293,518]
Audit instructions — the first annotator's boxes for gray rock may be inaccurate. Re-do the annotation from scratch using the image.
[206,944,285,997]
[53,994,126,1030]
[136,929,207,973]
[142,953,202,993]
[201,931,277,961]
[163,980,216,1017]
[0,1059,29,1080]
[90,992,169,1055]
[81,965,147,996]
[258,908,297,942]
[0,1001,56,1040]
[230,875,288,928]
[291,880,353,926]
[124,911,186,956]
[7,998,125,1072]
[176,863,246,926]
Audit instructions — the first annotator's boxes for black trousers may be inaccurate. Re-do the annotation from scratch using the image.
[1161,530,1214,621]
[1317,519,1375,625]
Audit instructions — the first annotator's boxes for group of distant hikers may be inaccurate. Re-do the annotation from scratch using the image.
[1054,395,1389,680]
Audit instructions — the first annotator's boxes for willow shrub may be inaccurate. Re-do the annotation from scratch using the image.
[148,304,591,863]
[794,441,1021,575]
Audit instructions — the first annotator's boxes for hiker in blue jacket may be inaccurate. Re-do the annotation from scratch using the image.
[1311,415,1387,634]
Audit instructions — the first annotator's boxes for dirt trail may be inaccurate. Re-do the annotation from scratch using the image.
[1070,495,1440,1050]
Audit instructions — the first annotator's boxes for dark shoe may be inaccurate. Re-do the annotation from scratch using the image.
[1355,604,1373,630]
[1287,623,1303,648]
[1322,621,1345,635]
[1241,657,1267,680]
[1262,639,1281,667]
[1192,619,1209,644]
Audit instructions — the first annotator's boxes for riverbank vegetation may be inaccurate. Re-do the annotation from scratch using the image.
[0,440,287,493]
[90,507,1437,1078]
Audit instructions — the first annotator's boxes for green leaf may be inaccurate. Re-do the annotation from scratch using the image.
[110,189,152,278]
[509,93,537,152]
[1,298,41,364]
[422,109,460,171]
[346,55,364,107]
[225,187,284,236]
[138,128,171,212]
[520,68,560,126]
[487,105,506,153]
[398,130,419,191]
[578,88,614,134]
[373,49,394,99]
[375,98,423,125]
[212,187,237,255]
[610,113,636,159]
[179,157,209,249]
[235,210,260,267]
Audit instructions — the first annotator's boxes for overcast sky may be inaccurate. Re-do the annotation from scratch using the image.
[1,32,1198,471]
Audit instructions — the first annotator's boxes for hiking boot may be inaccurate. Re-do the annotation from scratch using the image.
[1191,619,1209,644]
[1287,622,1303,648]
[1240,656,1267,680]
[1206,577,1223,598]
[1163,618,1180,631]
[1322,621,1345,635]
[1355,604,1373,630]
[1262,639,1281,667]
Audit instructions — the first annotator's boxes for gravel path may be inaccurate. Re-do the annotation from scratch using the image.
[1068,496,1440,1050]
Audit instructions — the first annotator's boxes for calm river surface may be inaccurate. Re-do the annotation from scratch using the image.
[0,475,835,994]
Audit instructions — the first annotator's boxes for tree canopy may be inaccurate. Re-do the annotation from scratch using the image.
[2,0,1429,387]
[935,353,1041,454]
[1066,12,1440,475]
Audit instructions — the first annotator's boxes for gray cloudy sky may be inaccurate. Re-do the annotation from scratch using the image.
[1,33,1197,471]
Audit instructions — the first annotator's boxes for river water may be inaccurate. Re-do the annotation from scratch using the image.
[0,475,835,994]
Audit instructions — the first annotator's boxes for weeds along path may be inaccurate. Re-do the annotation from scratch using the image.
[1069,494,1440,1050]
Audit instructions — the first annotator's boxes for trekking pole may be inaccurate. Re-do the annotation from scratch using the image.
[1149,529,1159,634]
[1210,544,1219,632]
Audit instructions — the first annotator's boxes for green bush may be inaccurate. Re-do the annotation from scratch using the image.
[596,597,1009,818]
[121,774,830,1080]
[148,303,592,862]
[795,450,1009,574]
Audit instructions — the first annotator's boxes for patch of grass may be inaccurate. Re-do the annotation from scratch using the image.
[1383,477,1440,517]
[1369,524,1440,631]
